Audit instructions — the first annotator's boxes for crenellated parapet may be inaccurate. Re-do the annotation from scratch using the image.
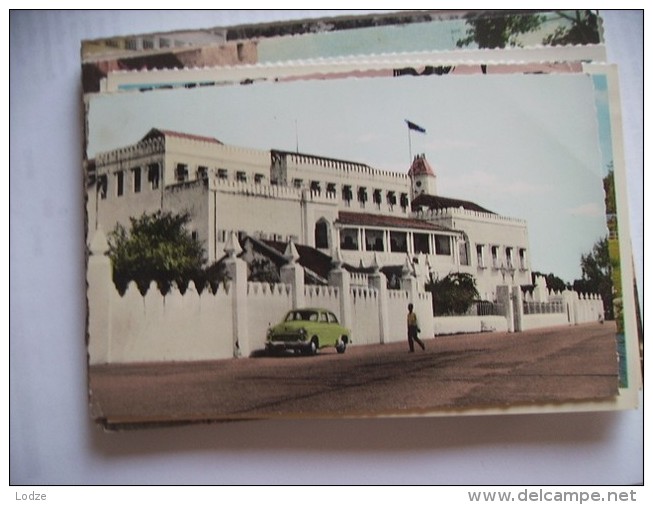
[414,206,526,225]
[95,137,164,167]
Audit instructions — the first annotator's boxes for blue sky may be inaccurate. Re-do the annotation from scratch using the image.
[87,72,610,283]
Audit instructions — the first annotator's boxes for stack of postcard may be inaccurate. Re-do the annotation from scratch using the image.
[82,10,641,429]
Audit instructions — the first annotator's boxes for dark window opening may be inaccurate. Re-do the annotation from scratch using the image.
[340,228,358,251]
[176,164,189,183]
[459,240,469,265]
[373,189,382,208]
[315,221,329,249]
[148,164,160,189]
[97,175,108,199]
[435,235,451,255]
[236,171,247,183]
[326,183,337,195]
[132,168,141,193]
[116,171,124,197]
[310,181,321,194]
[255,173,264,184]
[413,233,430,254]
[197,166,208,181]
[390,231,408,253]
[365,229,384,252]
[218,169,228,180]
[491,246,499,268]
[400,193,409,210]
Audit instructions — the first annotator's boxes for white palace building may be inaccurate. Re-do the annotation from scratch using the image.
[87,128,532,300]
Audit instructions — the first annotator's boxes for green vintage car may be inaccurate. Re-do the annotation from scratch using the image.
[265,308,351,356]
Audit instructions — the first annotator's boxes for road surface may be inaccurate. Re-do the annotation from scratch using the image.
[89,322,619,428]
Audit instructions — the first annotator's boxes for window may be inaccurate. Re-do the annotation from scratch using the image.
[373,189,382,208]
[491,246,500,269]
[505,247,514,269]
[390,231,408,253]
[365,229,384,252]
[413,233,430,254]
[116,171,124,197]
[315,221,329,249]
[159,37,170,48]
[148,163,160,189]
[255,173,264,184]
[400,193,409,211]
[218,169,228,180]
[293,178,303,188]
[326,183,337,196]
[519,248,527,270]
[191,231,199,242]
[132,168,141,193]
[459,240,470,265]
[310,181,321,194]
[176,163,189,183]
[387,191,397,209]
[340,228,359,251]
[320,312,329,323]
[435,235,451,255]
[125,38,138,50]
[327,312,339,324]
[97,175,108,199]
[357,187,368,206]
[142,38,154,49]
[476,244,486,268]
[342,185,353,206]
[236,171,247,183]
[197,166,208,181]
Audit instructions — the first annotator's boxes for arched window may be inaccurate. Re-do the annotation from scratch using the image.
[314,220,329,249]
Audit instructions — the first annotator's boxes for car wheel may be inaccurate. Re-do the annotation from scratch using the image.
[336,336,347,354]
[306,337,319,356]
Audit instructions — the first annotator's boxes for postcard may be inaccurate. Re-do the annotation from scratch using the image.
[84,50,639,427]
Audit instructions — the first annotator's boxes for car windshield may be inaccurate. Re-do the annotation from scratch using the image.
[285,310,319,322]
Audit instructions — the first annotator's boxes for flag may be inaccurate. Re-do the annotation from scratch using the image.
[405,119,426,133]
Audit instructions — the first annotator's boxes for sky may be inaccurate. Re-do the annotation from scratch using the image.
[87,71,610,283]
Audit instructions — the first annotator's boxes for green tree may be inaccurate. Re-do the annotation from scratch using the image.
[543,10,600,45]
[108,210,205,294]
[425,272,479,316]
[248,258,280,285]
[573,237,615,319]
[457,12,544,48]
[457,10,600,49]
[531,271,569,292]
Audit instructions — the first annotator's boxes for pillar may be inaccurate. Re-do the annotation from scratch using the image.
[280,240,305,309]
[512,287,524,332]
[328,248,352,329]
[87,228,112,364]
[224,231,249,358]
[497,285,514,333]
[369,252,389,345]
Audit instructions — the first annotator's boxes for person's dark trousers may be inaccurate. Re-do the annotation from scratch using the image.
[408,326,425,352]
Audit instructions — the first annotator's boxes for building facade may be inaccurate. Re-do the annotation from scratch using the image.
[87,128,532,300]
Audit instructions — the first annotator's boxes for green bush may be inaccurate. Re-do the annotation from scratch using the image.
[425,272,479,316]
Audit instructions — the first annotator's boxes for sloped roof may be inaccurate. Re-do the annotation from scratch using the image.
[337,211,455,232]
[261,239,334,282]
[411,193,495,214]
[141,128,223,145]
[408,154,435,177]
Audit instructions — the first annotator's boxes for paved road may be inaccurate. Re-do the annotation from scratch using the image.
[89,322,619,428]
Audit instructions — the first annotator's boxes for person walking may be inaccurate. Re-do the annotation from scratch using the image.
[407,303,425,352]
